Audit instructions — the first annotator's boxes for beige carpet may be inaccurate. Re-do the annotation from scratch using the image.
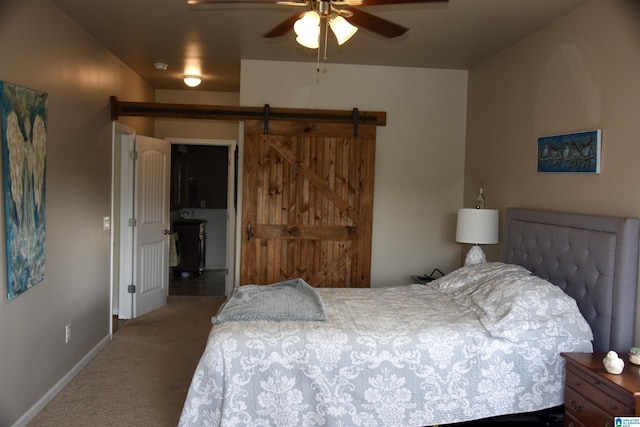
[29,296,225,427]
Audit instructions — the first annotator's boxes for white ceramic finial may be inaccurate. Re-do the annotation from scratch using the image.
[603,350,624,374]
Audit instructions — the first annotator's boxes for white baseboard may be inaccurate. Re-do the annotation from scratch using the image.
[11,334,112,427]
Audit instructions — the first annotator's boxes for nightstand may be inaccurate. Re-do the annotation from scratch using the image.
[561,352,640,426]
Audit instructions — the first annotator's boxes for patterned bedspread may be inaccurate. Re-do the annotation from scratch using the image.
[179,263,593,427]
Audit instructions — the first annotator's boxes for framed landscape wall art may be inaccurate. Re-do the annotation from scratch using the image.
[537,130,602,173]
[1,82,47,300]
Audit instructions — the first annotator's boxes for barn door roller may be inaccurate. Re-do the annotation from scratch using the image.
[263,104,270,134]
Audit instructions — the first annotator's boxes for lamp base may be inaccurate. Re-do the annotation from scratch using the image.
[464,245,486,266]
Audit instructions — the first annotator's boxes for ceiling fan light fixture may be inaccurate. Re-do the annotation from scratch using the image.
[296,35,320,49]
[183,75,202,87]
[294,11,320,49]
[329,15,358,45]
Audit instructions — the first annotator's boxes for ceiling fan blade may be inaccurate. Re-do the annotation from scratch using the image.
[187,0,310,7]
[188,0,279,4]
[343,7,408,38]
[263,11,306,37]
[344,0,447,5]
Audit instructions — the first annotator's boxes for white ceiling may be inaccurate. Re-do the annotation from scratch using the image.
[50,0,590,92]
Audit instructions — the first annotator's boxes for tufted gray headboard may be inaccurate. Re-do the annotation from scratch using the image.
[504,208,640,353]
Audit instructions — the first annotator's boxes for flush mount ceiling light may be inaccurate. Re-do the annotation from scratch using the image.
[153,62,168,70]
[183,75,202,87]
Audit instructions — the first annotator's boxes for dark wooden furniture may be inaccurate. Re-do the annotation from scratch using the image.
[173,220,206,276]
[562,352,640,426]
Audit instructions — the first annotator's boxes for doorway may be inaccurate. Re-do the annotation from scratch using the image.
[166,138,237,297]
[110,129,237,327]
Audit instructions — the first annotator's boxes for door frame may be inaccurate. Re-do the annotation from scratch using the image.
[110,122,136,329]
[166,137,238,296]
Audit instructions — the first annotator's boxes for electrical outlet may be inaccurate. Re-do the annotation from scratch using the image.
[103,216,110,231]
[65,324,71,343]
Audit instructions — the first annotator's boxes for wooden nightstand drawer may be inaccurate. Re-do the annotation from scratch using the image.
[564,411,586,427]
[565,386,618,426]
[566,366,633,414]
[562,352,640,426]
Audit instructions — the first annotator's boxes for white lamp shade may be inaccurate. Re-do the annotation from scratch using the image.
[294,11,320,49]
[183,75,202,87]
[295,34,320,49]
[329,15,358,45]
[456,208,499,245]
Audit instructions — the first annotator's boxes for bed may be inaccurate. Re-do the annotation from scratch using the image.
[178,208,640,426]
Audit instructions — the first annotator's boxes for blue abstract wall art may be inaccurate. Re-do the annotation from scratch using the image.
[537,130,601,173]
[1,82,47,300]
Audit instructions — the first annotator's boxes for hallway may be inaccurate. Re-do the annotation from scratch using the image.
[169,269,226,296]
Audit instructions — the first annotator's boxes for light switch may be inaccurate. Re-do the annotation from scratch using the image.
[103,216,111,231]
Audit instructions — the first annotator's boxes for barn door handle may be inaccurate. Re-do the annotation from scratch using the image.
[247,221,253,241]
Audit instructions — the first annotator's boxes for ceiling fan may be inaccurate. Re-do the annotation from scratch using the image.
[187,0,449,45]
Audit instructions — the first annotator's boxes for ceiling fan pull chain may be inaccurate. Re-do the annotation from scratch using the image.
[316,38,321,75]
[322,16,329,63]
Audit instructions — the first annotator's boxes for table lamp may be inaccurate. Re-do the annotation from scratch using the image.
[456,208,499,266]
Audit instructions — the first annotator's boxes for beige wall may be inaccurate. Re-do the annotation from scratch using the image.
[154,89,240,140]
[0,0,153,425]
[466,0,640,342]
[240,60,468,287]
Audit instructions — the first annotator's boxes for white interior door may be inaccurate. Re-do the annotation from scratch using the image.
[134,135,170,317]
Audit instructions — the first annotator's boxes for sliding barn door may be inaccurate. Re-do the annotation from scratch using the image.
[241,120,376,288]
